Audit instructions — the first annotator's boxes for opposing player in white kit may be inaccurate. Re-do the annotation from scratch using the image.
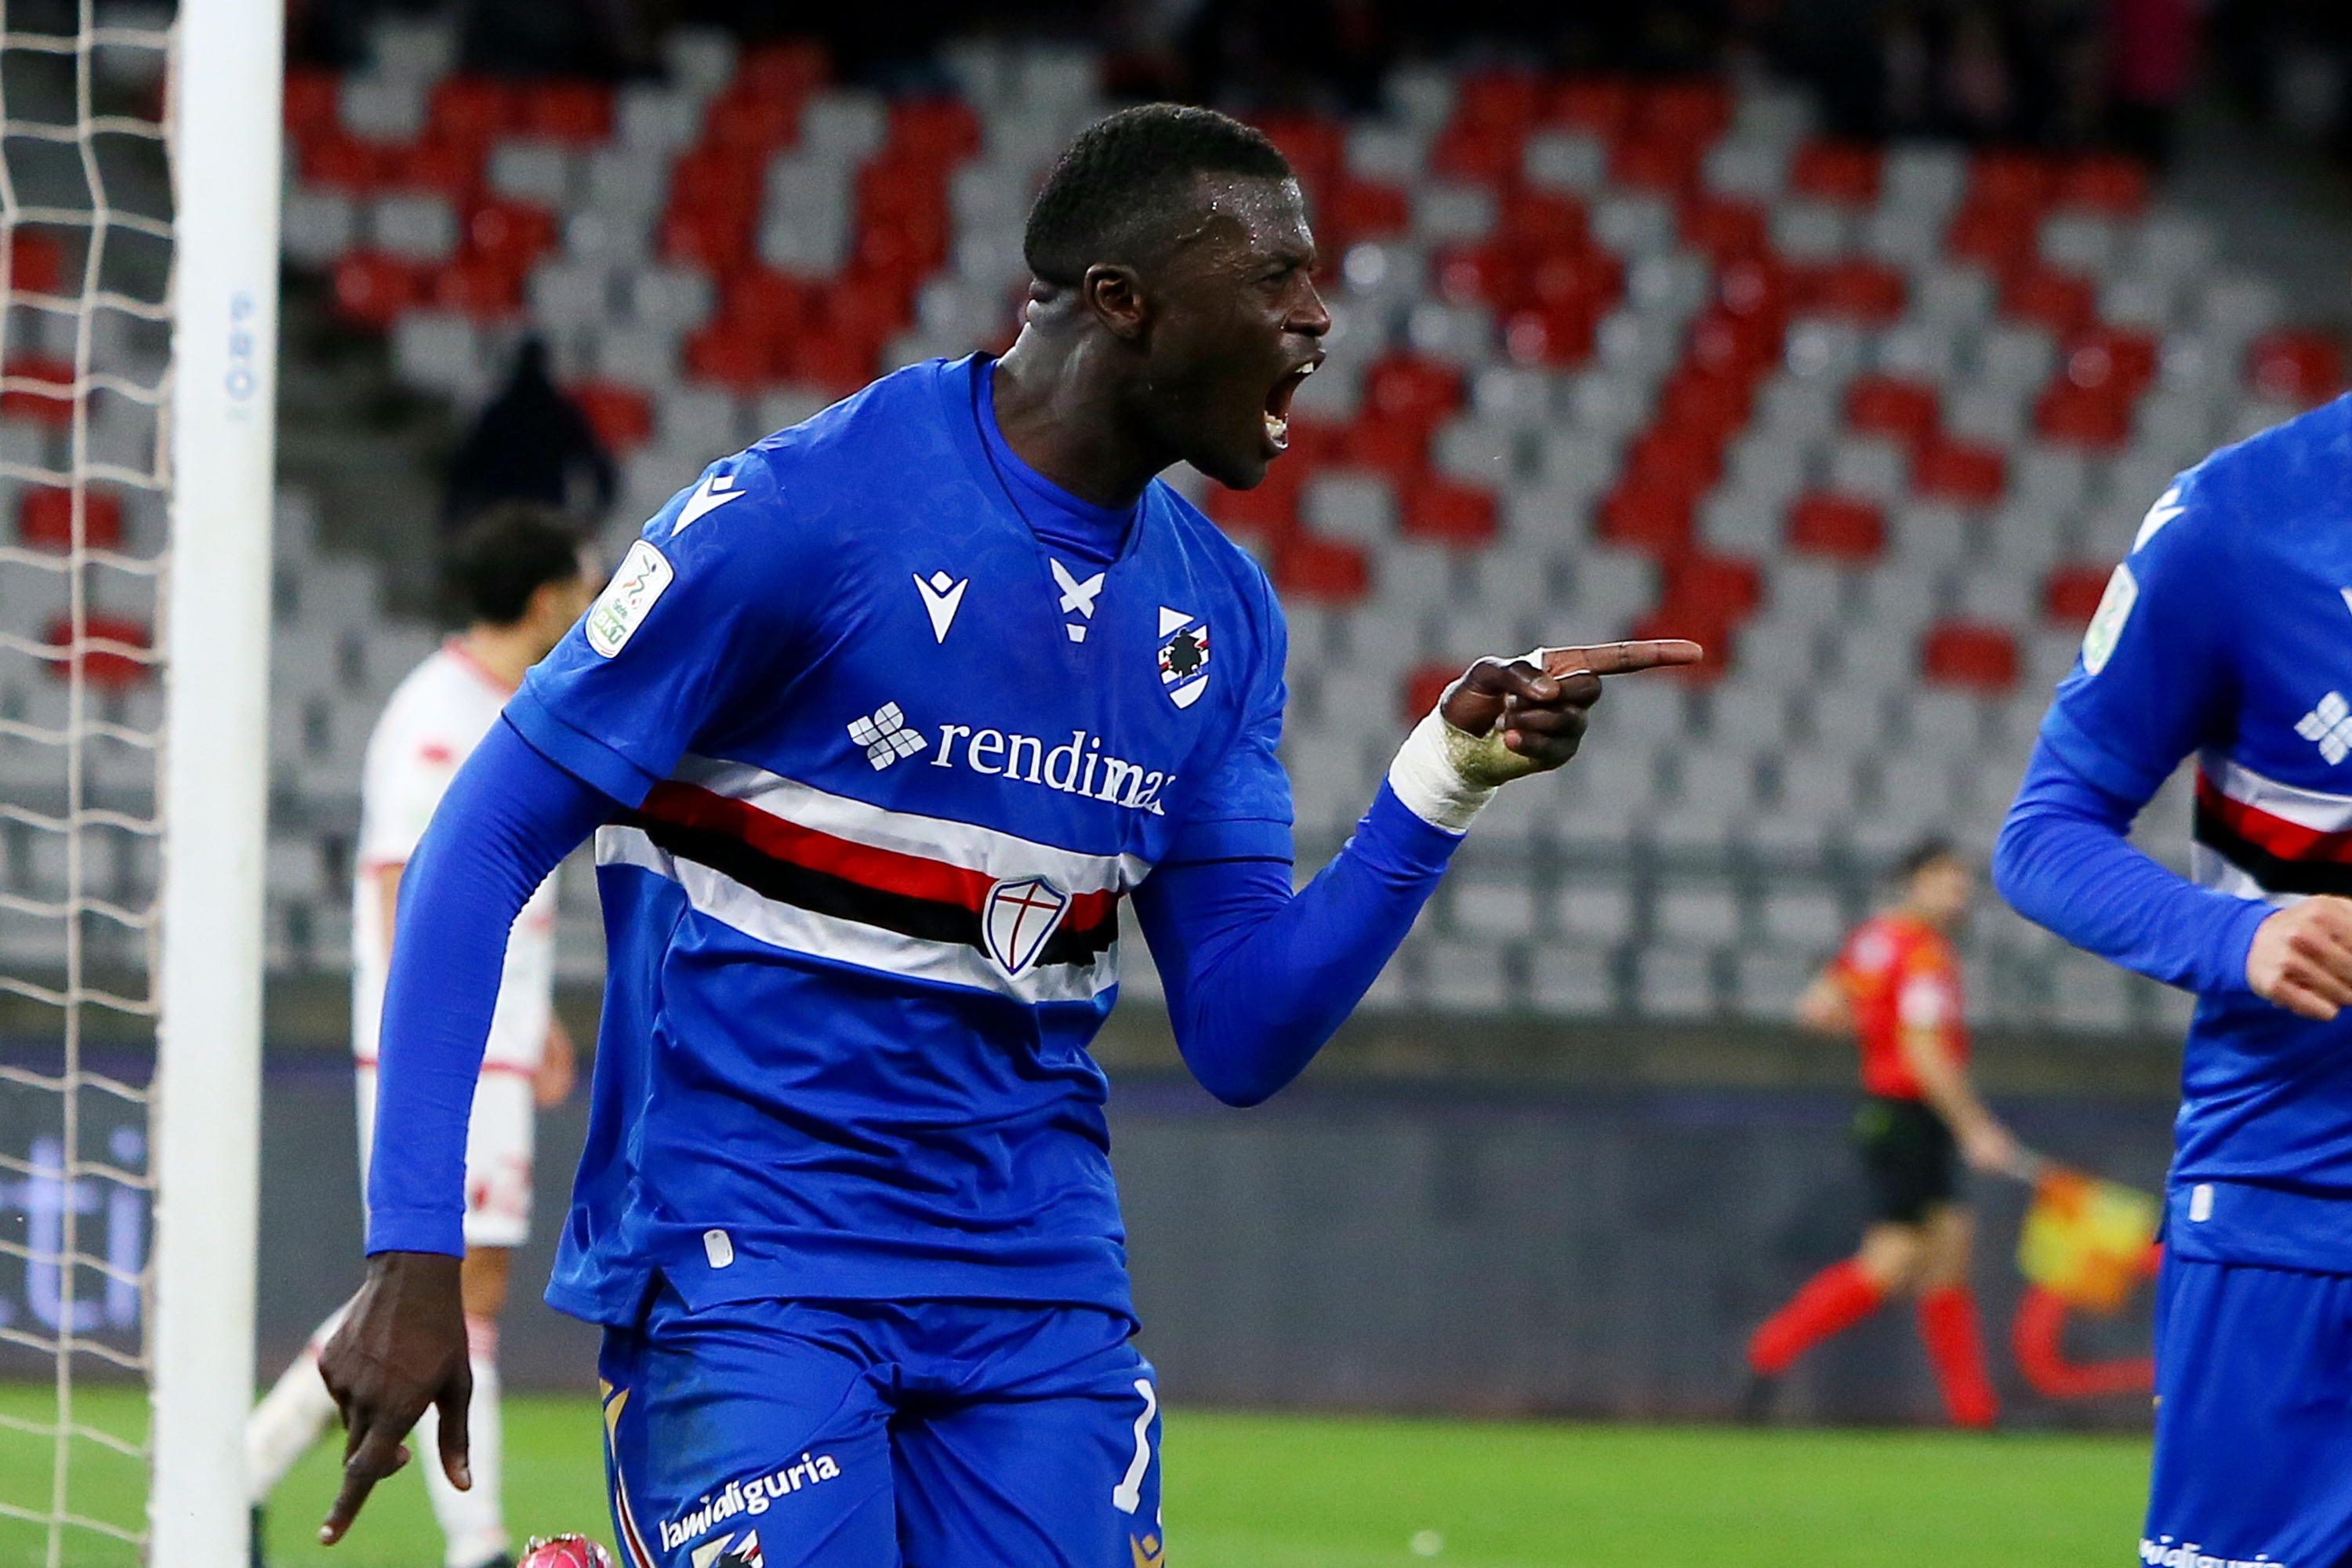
[246,505,601,1568]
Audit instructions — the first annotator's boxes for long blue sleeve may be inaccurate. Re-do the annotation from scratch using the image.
[365,717,615,1256]
[1132,780,1463,1107]
[1992,738,2270,999]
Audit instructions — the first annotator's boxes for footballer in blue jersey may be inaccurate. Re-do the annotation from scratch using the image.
[1996,391,2352,1565]
[314,104,1700,1566]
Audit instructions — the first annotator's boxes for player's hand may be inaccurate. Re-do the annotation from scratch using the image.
[2247,897,2352,1021]
[1436,640,1704,785]
[1960,1121,2026,1177]
[315,1251,471,1545]
[534,1015,578,1109]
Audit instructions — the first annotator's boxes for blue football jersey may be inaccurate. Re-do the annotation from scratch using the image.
[2039,392,2352,1266]
[520,357,1292,1324]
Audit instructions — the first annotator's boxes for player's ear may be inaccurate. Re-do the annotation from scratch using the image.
[1080,263,1148,341]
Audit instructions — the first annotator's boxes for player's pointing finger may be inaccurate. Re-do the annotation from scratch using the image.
[320,1422,408,1544]
[1537,639,1705,680]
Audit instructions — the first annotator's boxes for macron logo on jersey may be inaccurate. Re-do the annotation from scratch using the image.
[913,571,969,642]
[673,472,746,535]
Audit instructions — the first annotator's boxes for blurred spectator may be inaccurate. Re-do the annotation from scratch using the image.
[2106,0,2199,163]
[441,338,616,532]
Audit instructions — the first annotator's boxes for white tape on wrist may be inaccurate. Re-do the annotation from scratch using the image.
[1385,708,1498,834]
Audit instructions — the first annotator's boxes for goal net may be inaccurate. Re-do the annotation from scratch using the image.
[0,2,279,1565]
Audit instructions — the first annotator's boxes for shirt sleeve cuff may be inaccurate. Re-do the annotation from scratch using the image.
[503,688,662,808]
[364,1208,466,1259]
[1352,780,1472,880]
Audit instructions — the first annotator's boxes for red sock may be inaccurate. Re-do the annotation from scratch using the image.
[1747,1260,1886,1375]
[1916,1285,1999,1428]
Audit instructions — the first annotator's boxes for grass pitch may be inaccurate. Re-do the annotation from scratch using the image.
[1,1386,2147,1566]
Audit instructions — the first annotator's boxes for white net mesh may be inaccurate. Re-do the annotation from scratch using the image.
[0,5,176,1564]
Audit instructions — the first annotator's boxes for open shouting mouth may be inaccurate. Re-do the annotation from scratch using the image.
[1263,358,1319,454]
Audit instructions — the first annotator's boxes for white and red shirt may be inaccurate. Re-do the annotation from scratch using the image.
[354,642,558,1074]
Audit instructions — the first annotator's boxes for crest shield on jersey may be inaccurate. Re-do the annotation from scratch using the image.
[1156,607,1210,709]
[982,877,1070,975]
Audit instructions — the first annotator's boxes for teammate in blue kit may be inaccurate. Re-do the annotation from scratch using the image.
[314,105,1700,1566]
[1994,395,2352,1566]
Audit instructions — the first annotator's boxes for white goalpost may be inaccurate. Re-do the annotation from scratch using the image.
[0,0,278,1563]
[152,0,281,1561]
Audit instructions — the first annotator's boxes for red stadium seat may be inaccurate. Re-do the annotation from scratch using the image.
[1363,354,1462,426]
[1715,254,1792,323]
[301,133,394,194]
[10,229,63,296]
[787,327,878,397]
[1969,149,2056,212]
[2246,329,2347,406]
[431,256,523,317]
[1911,437,2008,505]
[43,611,151,688]
[1429,122,1523,185]
[1659,367,1752,440]
[518,81,612,144]
[1527,245,1622,310]
[1273,534,1369,604]
[2055,154,2148,215]
[1433,242,1523,307]
[819,270,913,351]
[2063,325,2159,395]
[1204,470,1300,544]
[1251,114,1345,194]
[1499,189,1586,253]
[1799,260,1906,325]
[1501,301,1598,367]
[2002,263,2096,336]
[1401,662,1459,722]
[1680,194,1769,263]
[1686,307,1781,379]
[661,207,751,270]
[466,200,557,271]
[1457,71,1542,134]
[428,77,517,145]
[1402,476,1497,546]
[1786,493,1884,561]
[1599,477,1696,553]
[889,98,980,162]
[737,40,829,99]
[669,148,762,219]
[1609,136,1700,195]
[1789,140,1882,205]
[394,136,488,200]
[1340,415,1431,478]
[1946,200,2038,273]
[1634,80,1732,144]
[706,93,801,154]
[329,252,426,328]
[569,382,652,454]
[1668,552,1762,619]
[1922,621,2020,692]
[722,270,811,343]
[685,324,775,391]
[1844,375,1940,446]
[0,355,74,426]
[18,486,122,550]
[2034,380,2132,450]
[1625,424,1725,492]
[284,68,340,139]
[2042,562,2114,626]
[1542,76,1636,137]
[1316,177,1410,248]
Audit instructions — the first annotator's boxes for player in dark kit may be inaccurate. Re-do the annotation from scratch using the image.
[1742,840,2021,1428]
[314,105,1700,1565]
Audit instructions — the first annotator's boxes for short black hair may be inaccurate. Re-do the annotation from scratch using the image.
[1023,103,1293,287]
[1896,836,1962,881]
[445,502,583,626]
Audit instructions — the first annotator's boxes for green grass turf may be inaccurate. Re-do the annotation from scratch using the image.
[0,1385,2150,1566]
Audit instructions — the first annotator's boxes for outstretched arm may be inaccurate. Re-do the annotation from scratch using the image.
[316,718,614,1544]
[1141,642,1700,1105]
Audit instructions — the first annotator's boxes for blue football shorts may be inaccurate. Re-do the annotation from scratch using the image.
[2143,1253,2352,1568]
[597,1286,1166,1568]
